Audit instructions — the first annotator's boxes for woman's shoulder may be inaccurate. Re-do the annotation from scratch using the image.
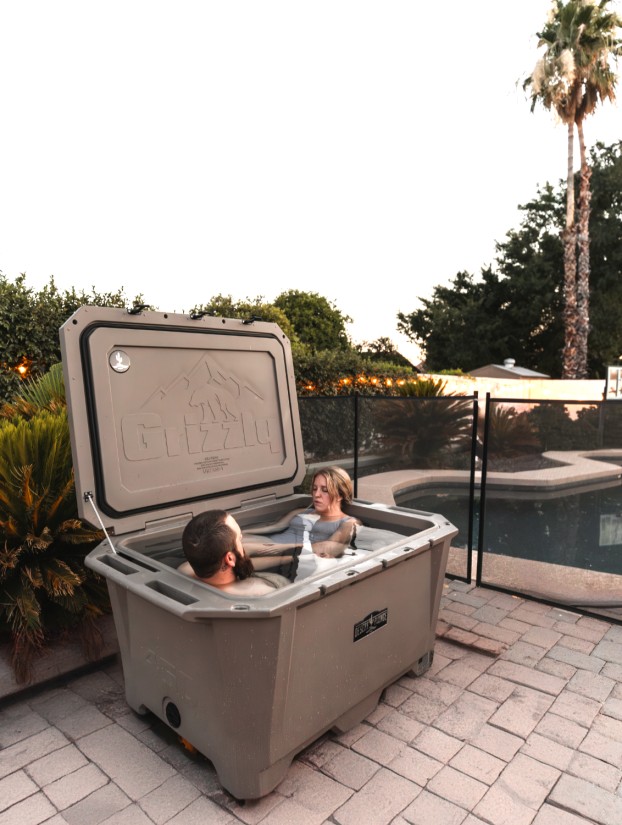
[291,510,318,526]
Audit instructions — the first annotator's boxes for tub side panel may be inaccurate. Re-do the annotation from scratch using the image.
[281,549,432,746]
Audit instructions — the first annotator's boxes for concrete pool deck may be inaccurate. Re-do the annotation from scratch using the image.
[2,579,622,824]
[356,450,622,506]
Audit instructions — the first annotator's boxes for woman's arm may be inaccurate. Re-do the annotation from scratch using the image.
[310,518,359,559]
[243,536,302,556]
[242,508,308,536]
[250,553,298,571]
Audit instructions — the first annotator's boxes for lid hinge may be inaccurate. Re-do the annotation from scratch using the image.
[84,492,118,554]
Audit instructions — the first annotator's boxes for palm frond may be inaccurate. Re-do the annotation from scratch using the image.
[0,404,110,683]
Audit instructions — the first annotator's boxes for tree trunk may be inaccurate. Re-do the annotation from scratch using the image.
[562,121,578,379]
[576,118,592,379]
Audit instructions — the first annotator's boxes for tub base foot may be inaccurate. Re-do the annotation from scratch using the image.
[408,650,434,678]
[331,689,383,734]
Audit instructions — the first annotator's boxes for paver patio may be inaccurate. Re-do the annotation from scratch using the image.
[1,579,621,825]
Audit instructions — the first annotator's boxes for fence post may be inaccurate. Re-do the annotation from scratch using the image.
[476,392,492,586]
[466,391,479,583]
[353,391,359,497]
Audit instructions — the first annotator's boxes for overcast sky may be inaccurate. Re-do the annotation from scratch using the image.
[1,1,620,363]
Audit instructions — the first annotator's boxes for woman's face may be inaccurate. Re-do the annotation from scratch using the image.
[312,473,341,516]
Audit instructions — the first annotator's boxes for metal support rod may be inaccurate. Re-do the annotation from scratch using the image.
[84,492,118,554]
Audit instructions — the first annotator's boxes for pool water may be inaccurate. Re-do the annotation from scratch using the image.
[397,483,622,576]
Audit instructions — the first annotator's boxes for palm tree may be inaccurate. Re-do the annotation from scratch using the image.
[525,0,621,379]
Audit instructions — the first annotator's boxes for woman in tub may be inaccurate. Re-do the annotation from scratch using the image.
[243,466,362,578]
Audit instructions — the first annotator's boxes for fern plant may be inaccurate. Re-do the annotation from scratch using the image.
[0,401,107,683]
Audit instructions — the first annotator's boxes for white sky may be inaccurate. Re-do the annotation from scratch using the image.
[1,1,620,365]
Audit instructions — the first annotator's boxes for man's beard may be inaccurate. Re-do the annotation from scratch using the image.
[233,550,256,580]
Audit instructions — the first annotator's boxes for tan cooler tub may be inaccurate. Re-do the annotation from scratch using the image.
[60,306,457,800]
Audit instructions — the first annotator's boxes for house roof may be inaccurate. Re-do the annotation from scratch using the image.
[469,360,550,379]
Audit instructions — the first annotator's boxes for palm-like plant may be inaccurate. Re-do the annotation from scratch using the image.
[371,379,474,469]
[1,361,66,419]
[0,399,107,683]
[485,406,543,462]
[525,0,622,379]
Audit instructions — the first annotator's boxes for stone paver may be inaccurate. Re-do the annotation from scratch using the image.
[0,771,38,813]
[433,692,498,740]
[487,685,554,738]
[467,673,516,703]
[0,728,69,779]
[77,724,176,800]
[322,748,380,790]
[548,773,622,825]
[493,753,560,810]
[520,732,574,771]
[411,726,463,762]
[332,768,416,825]
[0,707,49,748]
[578,729,622,766]
[61,783,131,825]
[549,690,602,727]
[402,789,468,825]
[427,765,488,809]
[1,581,621,825]
[532,804,596,825]
[469,724,523,762]
[0,791,57,825]
[567,751,622,792]
[474,785,537,825]
[567,669,615,702]
[488,660,565,695]
[501,641,547,668]
[593,640,622,665]
[449,745,506,784]
[351,727,404,765]
[546,644,605,673]
[26,745,88,787]
[43,763,108,810]
[602,696,622,719]
[519,627,563,650]
[138,774,202,824]
[376,710,424,743]
[389,747,443,785]
[534,712,588,749]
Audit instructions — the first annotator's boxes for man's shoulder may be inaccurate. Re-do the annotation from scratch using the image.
[226,576,277,596]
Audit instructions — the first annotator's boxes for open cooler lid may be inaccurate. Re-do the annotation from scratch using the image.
[60,306,305,534]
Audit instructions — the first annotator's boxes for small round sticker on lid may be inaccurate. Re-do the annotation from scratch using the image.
[110,350,130,373]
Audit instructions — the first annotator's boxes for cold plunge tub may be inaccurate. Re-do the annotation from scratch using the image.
[60,306,457,800]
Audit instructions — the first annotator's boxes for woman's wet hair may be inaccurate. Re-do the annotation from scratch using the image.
[313,466,354,504]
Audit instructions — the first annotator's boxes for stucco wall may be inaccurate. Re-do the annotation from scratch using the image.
[424,374,606,402]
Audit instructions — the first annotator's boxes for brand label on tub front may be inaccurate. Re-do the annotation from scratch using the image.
[353,608,388,642]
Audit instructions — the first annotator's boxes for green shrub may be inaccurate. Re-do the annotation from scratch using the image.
[293,346,417,396]
[0,404,107,683]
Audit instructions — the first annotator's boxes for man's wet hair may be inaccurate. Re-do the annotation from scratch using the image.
[182,509,236,579]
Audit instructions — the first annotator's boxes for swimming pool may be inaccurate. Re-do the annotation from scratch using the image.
[396,480,622,576]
